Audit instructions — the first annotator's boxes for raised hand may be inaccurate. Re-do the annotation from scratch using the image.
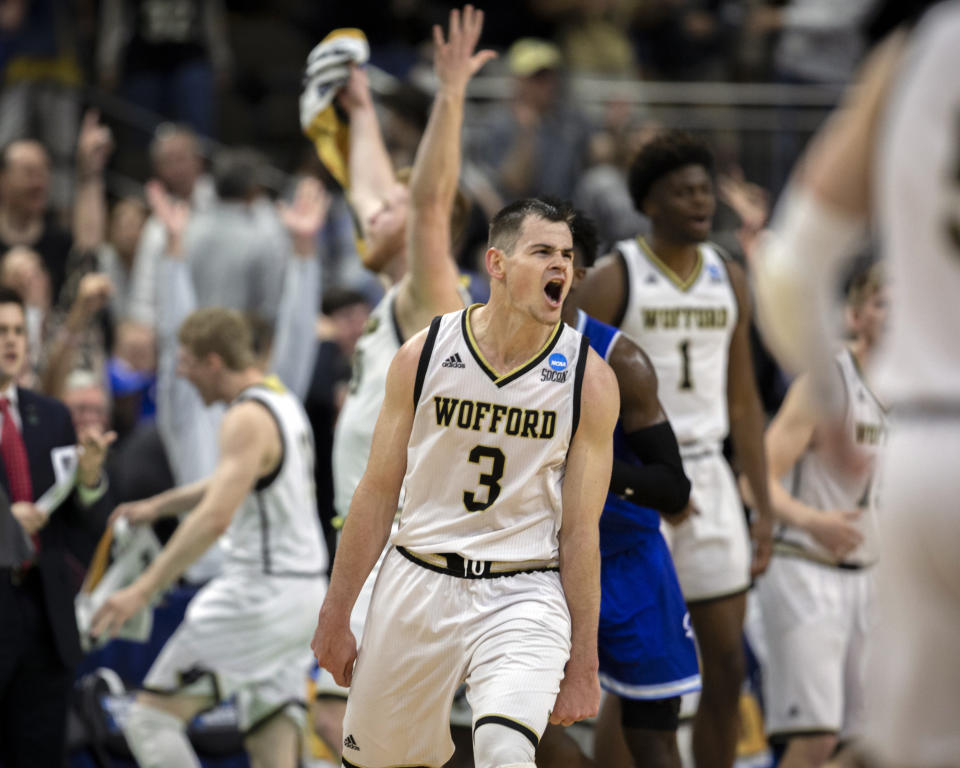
[433,5,497,94]
[77,110,114,179]
[146,180,191,255]
[277,177,331,256]
[77,426,118,488]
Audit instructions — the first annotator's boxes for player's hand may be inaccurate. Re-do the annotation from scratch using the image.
[77,426,117,488]
[749,512,774,577]
[808,509,863,561]
[110,497,161,527]
[91,583,149,639]
[12,501,47,536]
[311,607,358,687]
[664,499,699,527]
[549,662,601,726]
[336,65,372,113]
[433,5,497,95]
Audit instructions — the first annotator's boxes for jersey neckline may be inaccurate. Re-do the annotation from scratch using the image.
[461,304,565,387]
[637,236,704,292]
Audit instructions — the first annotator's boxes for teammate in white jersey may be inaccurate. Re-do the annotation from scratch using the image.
[749,265,887,767]
[311,7,495,756]
[312,198,619,768]
[91,308,327,768]
[753,3,960,766]
[575,131,774,768]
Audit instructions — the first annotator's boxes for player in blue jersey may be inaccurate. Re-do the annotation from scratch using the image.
[538,210,699,768]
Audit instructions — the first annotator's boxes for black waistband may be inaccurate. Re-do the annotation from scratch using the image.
[773,541,871,571]
[396,546,558,580]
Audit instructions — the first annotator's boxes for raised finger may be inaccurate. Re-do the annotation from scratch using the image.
[432,23,444,52]
[448,7,461,43]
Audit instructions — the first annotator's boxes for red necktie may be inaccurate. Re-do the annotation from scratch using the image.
[0,397,37,559]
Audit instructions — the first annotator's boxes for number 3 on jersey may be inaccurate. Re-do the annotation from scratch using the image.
[463,445,505,512]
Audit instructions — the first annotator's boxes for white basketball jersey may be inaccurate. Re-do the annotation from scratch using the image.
[616,237,738,446]
[332,285,404,519]
[874,2,960,406]
[779,350,887,565]
[395,306,589,563]
[222,377,328,576]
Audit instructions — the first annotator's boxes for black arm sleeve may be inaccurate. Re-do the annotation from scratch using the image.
[608,421,691,516]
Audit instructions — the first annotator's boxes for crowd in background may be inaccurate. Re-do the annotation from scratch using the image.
[0,2,882,761]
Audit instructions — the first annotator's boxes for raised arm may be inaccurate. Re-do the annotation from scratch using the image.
[606,336,691,519]
[335,66,401,272]
[551,349,619,726]
[72,110,114,252]
[725,259,773,577]
[91,402,281,637]
[271,177,328,398]
[311,330,424,686]
[395,6,496,336]
[752,32,905,385]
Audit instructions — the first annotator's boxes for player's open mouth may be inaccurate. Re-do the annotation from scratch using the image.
[544,279,564,306]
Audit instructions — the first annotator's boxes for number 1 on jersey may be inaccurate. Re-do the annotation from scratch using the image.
[678,339,694,390]
[463,445,505,512]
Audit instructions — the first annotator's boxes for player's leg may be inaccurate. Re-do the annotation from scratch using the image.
[341,549,465,767]
[687,591,747,768]
[244,710,301,768]
[466,571,572,768]
[535,723,593,768]
[309,695,347,758]
[861,422,960,767]
[592,695,633,768]
[757,556,850,768]
[123,690,213,768]
[620,696,683,768]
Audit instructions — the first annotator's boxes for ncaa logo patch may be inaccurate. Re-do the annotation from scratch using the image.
[548,353,568,371]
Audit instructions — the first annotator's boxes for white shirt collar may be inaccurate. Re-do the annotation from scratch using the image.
[0,383,17,410]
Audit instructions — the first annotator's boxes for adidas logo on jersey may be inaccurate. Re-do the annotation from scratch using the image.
[344,734,360,751]
[442,353,466,369]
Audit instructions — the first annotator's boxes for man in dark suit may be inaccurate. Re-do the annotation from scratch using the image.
[0,286,115,767]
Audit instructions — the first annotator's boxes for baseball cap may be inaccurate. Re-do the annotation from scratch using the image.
[508,38,562,77]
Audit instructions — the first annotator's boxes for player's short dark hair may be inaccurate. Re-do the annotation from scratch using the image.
[627,131,714,213]
[488,197,575,255]
[570,210,599,269]
[0,285,24,310]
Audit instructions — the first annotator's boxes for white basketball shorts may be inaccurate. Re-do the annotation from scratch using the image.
[756,554,873,739]
[340,547,571,767]
[144,571,326,731]
[661,450,751,602]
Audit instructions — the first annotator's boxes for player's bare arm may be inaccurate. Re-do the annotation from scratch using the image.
[608,335,692,520]
[396,5,496,337]
[90,402,282,638]
[551,349,619,726]
[749,374,863,560]
[337,66,404,273]
[724,258,774,576]
[753,32,905,378]
[569,251,627,326]
[311,330,424,686]
[110,478,211,527]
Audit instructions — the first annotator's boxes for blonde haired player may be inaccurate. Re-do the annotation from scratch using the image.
[312,198,619,768]
[747,264,887,767]
[753,2,960,765]
[92,308,327,768]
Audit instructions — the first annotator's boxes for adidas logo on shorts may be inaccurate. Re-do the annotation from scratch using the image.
[344,734,360,751]
[442,353,466,369]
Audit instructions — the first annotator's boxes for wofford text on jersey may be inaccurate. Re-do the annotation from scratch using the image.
[434,396,557,439]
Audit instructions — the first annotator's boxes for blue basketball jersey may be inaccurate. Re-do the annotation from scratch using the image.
[575,310,700,700]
